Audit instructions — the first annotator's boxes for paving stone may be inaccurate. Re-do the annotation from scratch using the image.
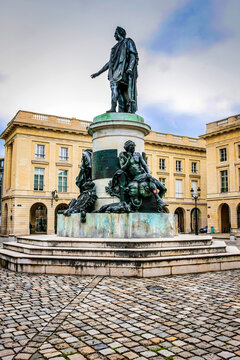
[15,353,32,359]
[99,348,115,355]
[92,343,108,350]
[192,348,207,356]
[0,269,240,360]
[116,346,129,353]
[68,354,87,360]
[107,355,125,360]
[0,350,14,357]
[179,351,194,358]
[173,339,186,346]
[217,351,236,359]
[123,351,138,359]
[157,349,174,357]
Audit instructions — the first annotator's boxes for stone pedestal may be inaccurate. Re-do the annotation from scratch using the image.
[88,113,151,209]
[57,213,177,238]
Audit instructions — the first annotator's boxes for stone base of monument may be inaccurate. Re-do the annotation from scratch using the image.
[88,112,151,209]
[57,213,177,238]
[1,233,240,277]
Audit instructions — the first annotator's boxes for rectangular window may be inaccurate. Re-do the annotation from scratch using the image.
[34,168,44,190]
[219,148,227,162]
[59,147,69,161]
[159,178,166,186]
[191,180,198,196]
[35,144,45,159]
[58,170,68,192]
[238,145,240,159]
[176,179,183,198]
[176,160,182,172]
[159,158,166,170]
[220,170,228,192]
[191,162,198,173]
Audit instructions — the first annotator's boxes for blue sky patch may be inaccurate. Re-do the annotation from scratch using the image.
[229,103,240,117]
[140,104,207,137]
[0,118,6,157]
[149,0,229,54]
[0,141,4,158]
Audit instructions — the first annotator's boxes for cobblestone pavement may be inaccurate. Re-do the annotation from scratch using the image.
[0,269,240,360]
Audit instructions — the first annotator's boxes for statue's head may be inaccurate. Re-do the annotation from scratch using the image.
[124,140,135,152]
[115,26,126,40]
[84,149,92,154]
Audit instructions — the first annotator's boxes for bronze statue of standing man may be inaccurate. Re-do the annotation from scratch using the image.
[91,26,139,114]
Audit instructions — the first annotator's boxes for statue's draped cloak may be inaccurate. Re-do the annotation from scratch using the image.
[108,38,139,112]
[76,150,92,193]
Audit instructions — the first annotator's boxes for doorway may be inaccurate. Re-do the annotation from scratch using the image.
[30,203,47,234]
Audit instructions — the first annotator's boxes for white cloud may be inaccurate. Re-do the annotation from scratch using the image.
[139,36,240,122]
[0,0,239,144]
[0,0,185,125]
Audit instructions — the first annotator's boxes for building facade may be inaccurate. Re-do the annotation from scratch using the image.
[201,115,240,233]
[145,131,207,233]
[0,158,4,226]
[0,111,91,235]
[0,110,207,236]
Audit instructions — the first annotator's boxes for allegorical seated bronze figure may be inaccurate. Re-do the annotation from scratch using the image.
[76,149,92,193]
[106,140,168,212]
[91,26,138,114]
[63,150,97,222]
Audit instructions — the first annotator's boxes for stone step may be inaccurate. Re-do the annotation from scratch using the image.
[3,241,227,258]
[17,234,213,249]
[0,246,239,277]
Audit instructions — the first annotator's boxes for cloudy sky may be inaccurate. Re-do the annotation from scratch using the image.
[1,0,240,157]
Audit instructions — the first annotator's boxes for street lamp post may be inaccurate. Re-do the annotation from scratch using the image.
[191,186,201,235]
[51,190,59,207]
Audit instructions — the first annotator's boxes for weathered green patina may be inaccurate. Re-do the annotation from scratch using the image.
[58,212,177,238]
[93,112,144,123]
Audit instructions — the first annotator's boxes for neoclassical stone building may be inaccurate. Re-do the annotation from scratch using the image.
[3,108,235,236]
[0,158,4,225]
[0,111,91,235]
[201,115,240,233]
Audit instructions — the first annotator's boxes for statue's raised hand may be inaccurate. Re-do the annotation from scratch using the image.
[91,73,98,79]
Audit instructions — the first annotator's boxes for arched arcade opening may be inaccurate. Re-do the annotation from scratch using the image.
[174,207,185,233]
[2,203,8,235]
[237,204,240,229]
[219,203,230,233]
[30,203,47,234]
[54,203,68,233]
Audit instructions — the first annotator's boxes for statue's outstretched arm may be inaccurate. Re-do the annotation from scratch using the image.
[91,62,109,78]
